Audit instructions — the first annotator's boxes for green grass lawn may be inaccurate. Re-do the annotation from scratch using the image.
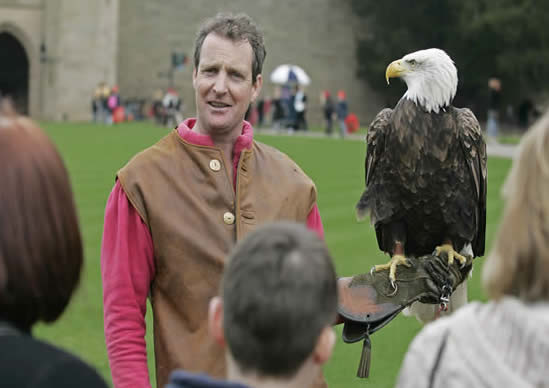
[37,122,512,387]
[498,135,522,145]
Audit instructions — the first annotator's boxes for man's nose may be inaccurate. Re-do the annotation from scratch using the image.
[213,73,228,94]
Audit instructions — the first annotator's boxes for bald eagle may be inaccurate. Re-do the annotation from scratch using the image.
[356,49,487,294]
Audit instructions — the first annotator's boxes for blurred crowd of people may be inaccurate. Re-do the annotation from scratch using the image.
[91,80,360,136]
[320,89,359,138]
[92,82,122,125]
[151,88,184,128]
[244,85,358,138]
[245,84,308,132]
[91,83,183,127]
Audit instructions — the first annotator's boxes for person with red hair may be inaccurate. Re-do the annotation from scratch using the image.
[0,100,107,388]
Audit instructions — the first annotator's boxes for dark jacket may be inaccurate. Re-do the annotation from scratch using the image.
[167,371,249,388]
[0,322,107,388]
[323,96,334,118]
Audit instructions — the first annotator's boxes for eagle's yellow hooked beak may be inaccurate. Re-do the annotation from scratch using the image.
[385,60,406,85]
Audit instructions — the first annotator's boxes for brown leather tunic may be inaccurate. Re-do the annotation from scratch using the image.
[118,130,318,387]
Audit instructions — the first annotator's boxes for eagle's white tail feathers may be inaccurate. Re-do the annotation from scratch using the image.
[355,206,368,222]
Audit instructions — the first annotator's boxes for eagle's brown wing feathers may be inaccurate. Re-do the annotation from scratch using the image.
[457,107,487,257]
[356,108,392,221]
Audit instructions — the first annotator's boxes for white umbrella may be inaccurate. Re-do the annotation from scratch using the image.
[270,64,311,86]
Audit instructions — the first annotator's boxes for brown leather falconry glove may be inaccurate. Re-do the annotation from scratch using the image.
[337,252,473,378]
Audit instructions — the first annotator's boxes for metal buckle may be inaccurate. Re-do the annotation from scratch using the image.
[438,284,452,312]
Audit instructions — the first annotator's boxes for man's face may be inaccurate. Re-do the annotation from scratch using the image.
[193,33,262,137]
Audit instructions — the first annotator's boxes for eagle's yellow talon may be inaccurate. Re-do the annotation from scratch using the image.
[435,243,467,265]
[374,263,390,272]
[454,252,467,265]
[373,254,408,283]
[389,266,397,283]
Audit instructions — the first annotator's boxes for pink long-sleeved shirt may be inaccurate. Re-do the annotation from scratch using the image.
[101,119,324,388]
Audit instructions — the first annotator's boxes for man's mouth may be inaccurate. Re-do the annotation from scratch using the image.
[208,101,231,108]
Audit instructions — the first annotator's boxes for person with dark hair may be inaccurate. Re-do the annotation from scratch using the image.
[321,90,334,135]
[396,110,549,388]
[0,103,107,388]
[286,85,297,131]
[294,85,308,131]
[101,12,325,388]
[271,86,285,130]
[167,222,338,388]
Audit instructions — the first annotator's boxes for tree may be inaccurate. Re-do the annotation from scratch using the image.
[351,0,549,119]
[459,0,549,101]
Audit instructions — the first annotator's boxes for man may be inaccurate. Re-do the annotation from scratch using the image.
[162,88,183,128]
[336,90,348,138]
[167,222,338,388]
[294,85,308,131]
[101,13,324,388]
[486,77,501,141]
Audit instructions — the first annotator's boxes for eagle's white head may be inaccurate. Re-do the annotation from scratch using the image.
[385,48,458,114]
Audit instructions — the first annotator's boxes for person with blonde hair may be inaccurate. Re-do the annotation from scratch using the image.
[395,111,549,388]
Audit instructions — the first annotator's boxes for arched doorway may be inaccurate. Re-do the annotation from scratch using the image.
[0,32,29,114]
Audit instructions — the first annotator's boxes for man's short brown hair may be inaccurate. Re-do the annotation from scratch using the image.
[193,12,267,84]
[0,107,83,331]
[221,222,337,377]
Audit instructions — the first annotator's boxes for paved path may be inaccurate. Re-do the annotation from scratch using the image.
[485,142,517,158]
[256,128,517,159]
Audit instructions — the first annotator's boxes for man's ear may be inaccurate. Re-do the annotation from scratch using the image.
[192,67,198,90]
[251,74,263,103]
[312,326,336,365]
[208,296,226,347]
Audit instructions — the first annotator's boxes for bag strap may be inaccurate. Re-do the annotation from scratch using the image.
[428,330,450,388]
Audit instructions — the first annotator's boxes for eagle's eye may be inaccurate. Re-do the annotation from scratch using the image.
[406,59,417,66]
